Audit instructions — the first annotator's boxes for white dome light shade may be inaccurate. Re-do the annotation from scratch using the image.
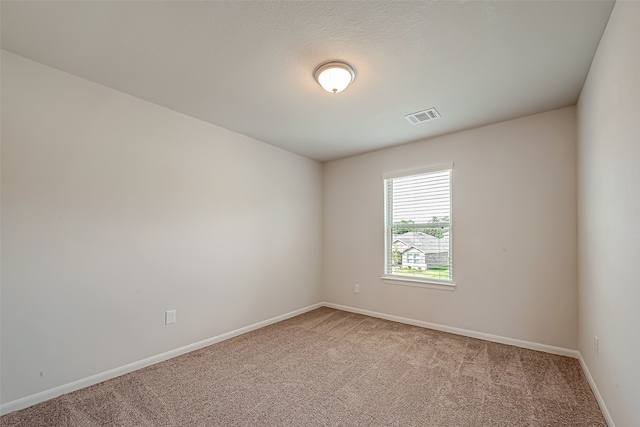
[314,61,356,94]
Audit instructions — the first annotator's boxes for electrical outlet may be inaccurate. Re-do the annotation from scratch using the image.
[354,284,360,293]
[594,335,598,357]
[165,310,176,325]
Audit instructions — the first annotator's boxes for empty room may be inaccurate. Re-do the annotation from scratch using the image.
[1,1,638,426]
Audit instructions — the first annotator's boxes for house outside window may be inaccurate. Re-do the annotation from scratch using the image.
[383,165,453,288]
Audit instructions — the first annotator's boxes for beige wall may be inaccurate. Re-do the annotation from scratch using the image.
[577,1,640,425]
[323,107,578,350]
[6,5,639,420]
[1,51,323,404]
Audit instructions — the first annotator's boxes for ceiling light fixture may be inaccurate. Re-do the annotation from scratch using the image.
[313,61,356,94]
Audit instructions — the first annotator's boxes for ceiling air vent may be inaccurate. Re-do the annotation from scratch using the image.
[404,108,440,124]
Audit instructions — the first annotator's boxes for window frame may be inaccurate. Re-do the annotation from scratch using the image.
[381,164,456,291]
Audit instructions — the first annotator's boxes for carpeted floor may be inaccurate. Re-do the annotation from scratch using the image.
[1,307,606,426]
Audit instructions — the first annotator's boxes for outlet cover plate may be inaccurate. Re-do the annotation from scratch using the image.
[165,310,176,325]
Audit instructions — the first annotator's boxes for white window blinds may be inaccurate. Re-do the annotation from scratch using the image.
[384,166,452,282]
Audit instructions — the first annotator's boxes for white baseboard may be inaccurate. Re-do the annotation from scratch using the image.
[3,301,613,426]
[578,354,615,427]
[322,302,580,358]
[0,302,323,416]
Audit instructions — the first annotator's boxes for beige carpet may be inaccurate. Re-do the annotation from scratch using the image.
[1,307,606,426]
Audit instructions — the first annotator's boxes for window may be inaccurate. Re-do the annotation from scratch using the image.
[383,165,453,288]
[406,253,421,264]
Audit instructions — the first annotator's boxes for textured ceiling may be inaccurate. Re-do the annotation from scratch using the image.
[1,1,615,162]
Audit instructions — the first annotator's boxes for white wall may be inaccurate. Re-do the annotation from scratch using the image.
[577,1,640,425]
[323,107,578,350]
[0,51,323,405]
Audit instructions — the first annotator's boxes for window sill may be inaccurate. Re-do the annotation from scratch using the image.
[381,275,456,291]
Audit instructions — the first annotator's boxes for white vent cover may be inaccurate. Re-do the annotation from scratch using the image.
[404,108,440,124]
